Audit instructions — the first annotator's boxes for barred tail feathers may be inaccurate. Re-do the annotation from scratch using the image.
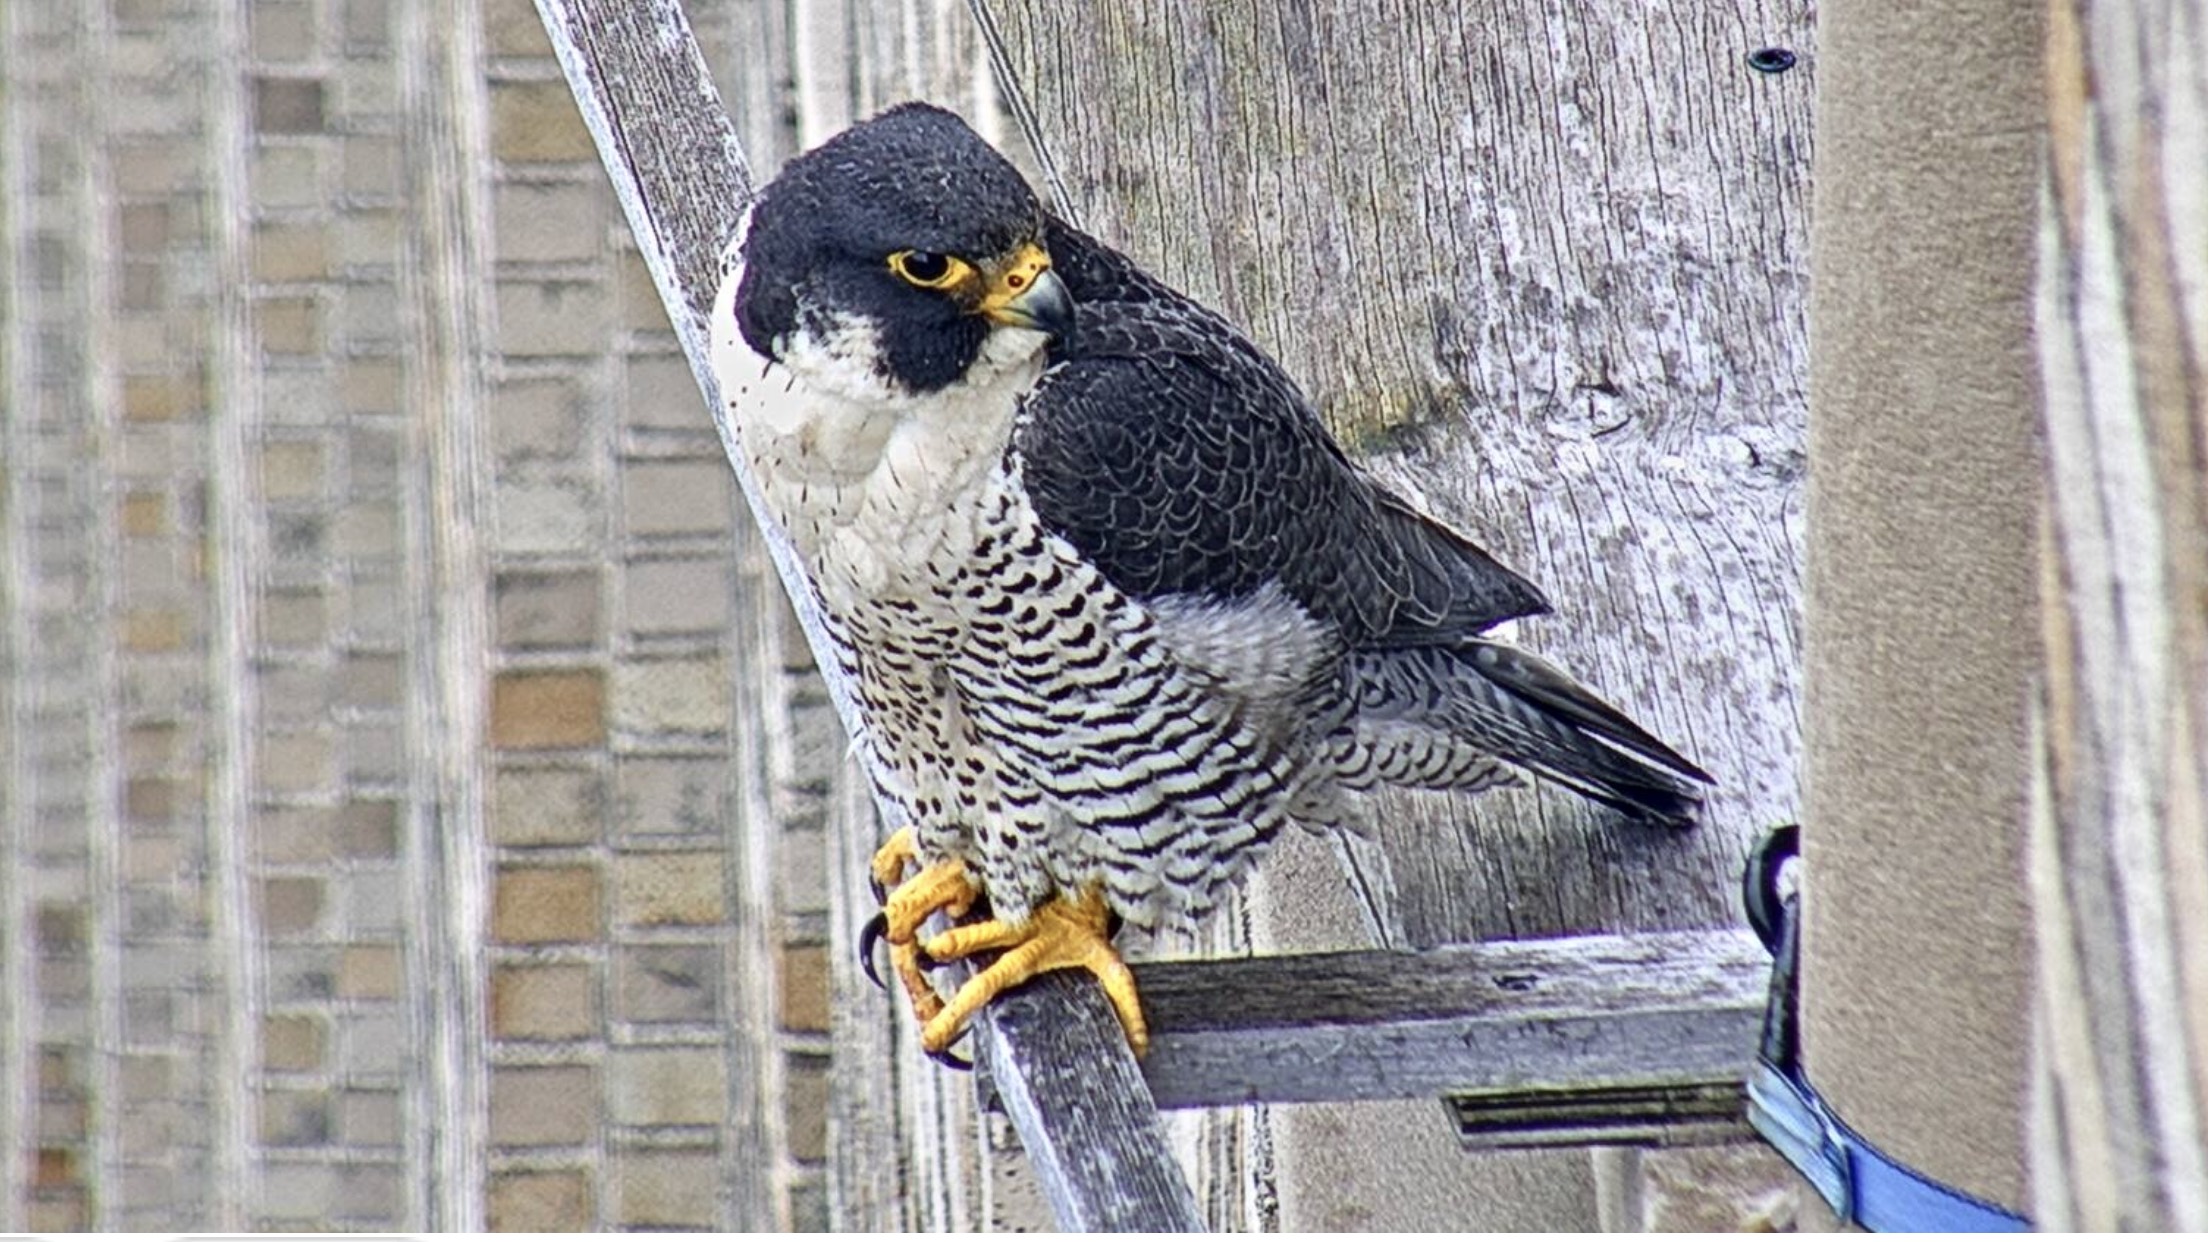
[1340,640,1712,828]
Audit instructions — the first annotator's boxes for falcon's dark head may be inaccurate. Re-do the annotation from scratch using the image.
[733,103,1074,396]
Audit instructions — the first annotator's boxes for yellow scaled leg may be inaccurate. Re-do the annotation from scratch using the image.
[868,828,982,1027]
[918,887,1149,1058]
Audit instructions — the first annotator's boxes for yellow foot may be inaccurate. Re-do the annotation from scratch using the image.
[869,828,983,1027]
[918,888,1149,1059]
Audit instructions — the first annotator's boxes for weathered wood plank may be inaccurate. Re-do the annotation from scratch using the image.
[531,1,1199,1230]
[979,0,1813,1228]
[1136,929,1764,1111]
[972,974,1206,1231]
[2030,0,2208,1227]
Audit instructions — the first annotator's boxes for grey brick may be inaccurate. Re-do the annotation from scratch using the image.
[496,279,610,357]
[620,459,732,538]
[612,756,726,840]
[495,567,602,649]
[494,478,602,556]
[341,1089,402,1147]
[615,944,719,1025]
[622,353,703,430]
[344,1011,405,1077]
[620,556,729,636]
[608,1047,725,1127]
[495,182,603,264]
[490,765,603,847]
[489,377,585,462]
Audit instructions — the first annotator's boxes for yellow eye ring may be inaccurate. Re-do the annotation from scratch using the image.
[888,249,974,290]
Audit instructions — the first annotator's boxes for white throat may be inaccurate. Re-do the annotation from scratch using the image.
[709,240,1050,604]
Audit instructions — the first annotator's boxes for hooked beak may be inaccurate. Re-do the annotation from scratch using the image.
[978,243,1075,339]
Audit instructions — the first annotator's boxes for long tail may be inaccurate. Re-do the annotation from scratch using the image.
[1339,639,1713,828]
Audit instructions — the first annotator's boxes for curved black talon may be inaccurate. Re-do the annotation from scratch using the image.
[926,1040,974,1072]
[869,872,889,907]
[910,940,941,973]
[858,911,890,991]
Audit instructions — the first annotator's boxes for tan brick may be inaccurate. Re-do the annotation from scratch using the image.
[257,731,332,795]
[341,135,401,198]
[483,0,555,56]
[252,1,315,61]
[490,963,597,1040]
[254,806,334,865]
[28,1189,87,1230]
[253,75,326,134]
[117,202,169,254]
[123,372,196,421]
[260,1089,333,1147]
[338,944,401,999]
[784,1054,828,1163]
[610,1150,716,1229]
[488,1168,592,1232]
[490,766,602,847]
[114,141,184,195]
[341,356,401,415]
[260,876,324,937]
[489,669,605,750]
[258,439,323,500]
[492,864,600,944]
[253,222,329,282]
[495,278,609,356]
[490,80,592,161]
[252,145,322,208]
[334,501,400,557]
[338,799,399,859]
[120,491,166,536]
[608,1048,724,1127]
[613,851,723,928]
[341,1089,401,1147]
[494,182,601,263]
[261,588,327,646]
[255,295,320,355]
[33,1147,76,1189]
[124,834,182,883]
[341,652,403,710]
[124,722,179,767]
[617,248,672,333]
[123,609,186,653]
[778,943,830,1034]
[488,1064,595,1147]
[610,656,727,736]
[262,1014,326,1072]
[489,376,583,460]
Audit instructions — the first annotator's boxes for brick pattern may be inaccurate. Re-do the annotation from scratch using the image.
[236,0,417,1225]
[3,0,799,1231]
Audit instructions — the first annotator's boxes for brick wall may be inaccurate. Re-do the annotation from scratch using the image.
[0,0,838,1229]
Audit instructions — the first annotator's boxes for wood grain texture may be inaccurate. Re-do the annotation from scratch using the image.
[2031,0,2208,1228]
[1136,929,1764,1110]
[978,0,1812,1229]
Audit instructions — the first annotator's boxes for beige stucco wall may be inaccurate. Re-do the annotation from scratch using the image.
[1801,0,2042,1214]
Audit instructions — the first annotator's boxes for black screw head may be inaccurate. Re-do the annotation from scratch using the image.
[1747,47,1798,74]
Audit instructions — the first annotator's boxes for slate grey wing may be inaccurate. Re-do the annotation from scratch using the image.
[1016,218,1713,827]
[1019,219,1551,647]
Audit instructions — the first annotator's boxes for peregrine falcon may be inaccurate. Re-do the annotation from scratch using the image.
[710,103,1711,1058]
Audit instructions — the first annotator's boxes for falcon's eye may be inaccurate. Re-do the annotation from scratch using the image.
[888,249,971,290]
